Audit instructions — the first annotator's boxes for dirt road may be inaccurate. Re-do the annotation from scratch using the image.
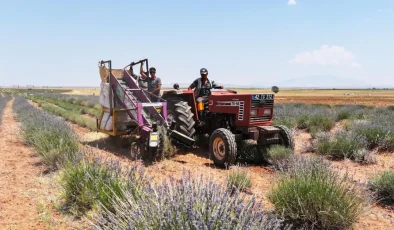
[0,99,75,230]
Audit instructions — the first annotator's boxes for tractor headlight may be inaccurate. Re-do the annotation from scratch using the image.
[263,109,271,116]
[250,109,258,116]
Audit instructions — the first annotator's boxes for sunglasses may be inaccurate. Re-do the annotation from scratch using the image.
[150,71,156,74]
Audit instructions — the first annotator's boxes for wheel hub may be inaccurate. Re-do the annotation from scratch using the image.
[213,137,225,160]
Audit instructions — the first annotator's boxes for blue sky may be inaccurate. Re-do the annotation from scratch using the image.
[1,0,393,87]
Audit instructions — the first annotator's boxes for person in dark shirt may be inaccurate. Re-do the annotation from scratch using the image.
[188,68,223,98]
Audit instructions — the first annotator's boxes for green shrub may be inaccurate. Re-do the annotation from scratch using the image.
[37,96,101,117]
[337,110,352,120]
[227,166,252,192]
[387,105,394,111]
[334,105,371,121]
[268,156,364,229]
[60,154,147,217]
[39,101,96,130]
[297,114,334,132]
[370,171,394,204]
[350,118,394,151]
[314,132,368,161]
[267,145,293,170]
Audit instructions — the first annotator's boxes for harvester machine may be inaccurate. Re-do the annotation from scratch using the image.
[96,59,194,161]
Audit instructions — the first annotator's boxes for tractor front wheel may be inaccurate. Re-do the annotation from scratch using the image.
[275,125,295,150]
[209,128,237,168]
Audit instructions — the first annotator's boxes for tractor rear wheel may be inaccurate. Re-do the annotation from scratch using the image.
[166,99,196,138]
[209,128,237,168]
[275,125,295,150]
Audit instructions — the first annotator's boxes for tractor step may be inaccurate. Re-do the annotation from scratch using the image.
[265,137,280,145]
[168,129,195,146]
[258,126,280,134]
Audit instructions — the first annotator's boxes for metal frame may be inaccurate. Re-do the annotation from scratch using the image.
[96,59,167,137]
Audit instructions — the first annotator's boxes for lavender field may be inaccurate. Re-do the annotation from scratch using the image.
[1,90,393,229]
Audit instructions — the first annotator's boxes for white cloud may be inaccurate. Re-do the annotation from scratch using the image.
[288,0,297,5]
[290,45,361,68]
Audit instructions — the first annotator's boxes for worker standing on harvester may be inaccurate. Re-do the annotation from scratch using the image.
[129,63,148,91]
[188,68,223,98]
[141,61,162,102]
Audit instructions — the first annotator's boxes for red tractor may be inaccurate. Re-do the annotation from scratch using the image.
[161,83,294,168]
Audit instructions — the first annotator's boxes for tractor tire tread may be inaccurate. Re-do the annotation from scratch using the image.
[209,128,237,168]
[275,125,295,150]
[166,99,196,138]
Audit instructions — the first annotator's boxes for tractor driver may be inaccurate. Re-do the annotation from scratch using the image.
[188,68,223,98]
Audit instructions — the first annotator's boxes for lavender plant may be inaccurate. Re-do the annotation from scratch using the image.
[370,171,394,204]
[313,131,369,161]
[60,153,149,217]
[268,156,364,229]
[334,104,371,121]
[12,96,79,170]
[29,92,100,109]
[27,95,100,117]
[92,171,289,230]
[273,103,336,132]
[266,145,294,170]
[29,97,97,130]
[227,166,252,192]
[350,112,394,151]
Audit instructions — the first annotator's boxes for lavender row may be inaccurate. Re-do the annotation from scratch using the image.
[91,170,288,230]
[23,92,100,109]
[12,96,79,170]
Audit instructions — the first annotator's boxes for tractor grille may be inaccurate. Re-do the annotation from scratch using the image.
[251,99,274,108]
[250,115,271,123]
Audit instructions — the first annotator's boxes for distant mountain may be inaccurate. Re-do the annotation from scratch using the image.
[265,75,372,89]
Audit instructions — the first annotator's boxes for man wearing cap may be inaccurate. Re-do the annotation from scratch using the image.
[188,68,223,98]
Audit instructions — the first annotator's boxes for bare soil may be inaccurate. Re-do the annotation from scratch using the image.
[0,99,79,230]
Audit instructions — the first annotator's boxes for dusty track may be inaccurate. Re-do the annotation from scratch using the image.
[0,99,77,230]
[0,99,47,229]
